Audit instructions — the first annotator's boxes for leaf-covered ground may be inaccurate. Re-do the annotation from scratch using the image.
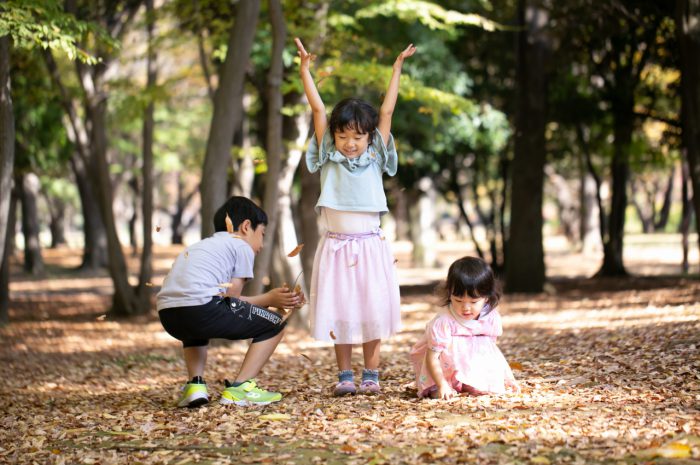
[1,236,699,464]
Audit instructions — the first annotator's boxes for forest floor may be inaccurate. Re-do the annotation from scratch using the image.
[1,233,699,465]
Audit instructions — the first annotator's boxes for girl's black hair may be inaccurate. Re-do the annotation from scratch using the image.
[213,196,268,233]
[437,256,501,308]
[329,98,378,143]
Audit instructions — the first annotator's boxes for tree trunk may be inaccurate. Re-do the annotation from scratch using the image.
[654,167,675,231]
[18,172,45,275]
[70,155,108,269]
[137,0,157,309]
[505,0,549,292]
[407,178,438,268]
[0,186,17,325]
[200,0,261,238]
[45,194,68,248]
[676,0,700,268]
[0,34,14,273]
[597,95,633,277]
[680,159,691,273]
[250,0,286,295]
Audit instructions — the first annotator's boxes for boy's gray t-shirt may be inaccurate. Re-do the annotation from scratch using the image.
[156,232,254,311]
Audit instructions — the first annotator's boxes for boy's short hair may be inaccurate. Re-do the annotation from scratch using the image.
[213,196,268,233]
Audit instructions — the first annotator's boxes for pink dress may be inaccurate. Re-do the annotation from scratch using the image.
[410,308,517,397]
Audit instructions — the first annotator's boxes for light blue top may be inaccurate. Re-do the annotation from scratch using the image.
[305,128,398,215]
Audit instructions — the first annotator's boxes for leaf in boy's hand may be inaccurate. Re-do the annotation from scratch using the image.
[225,213,234,234]
[294,284,301,294]
[287,244,304,257]
[330,330,336,340]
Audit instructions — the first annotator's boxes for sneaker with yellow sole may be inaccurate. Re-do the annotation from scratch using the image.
[219,379,282,406]
[177,377,209,408]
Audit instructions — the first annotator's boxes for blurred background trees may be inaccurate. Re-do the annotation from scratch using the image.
[0,0,695,322]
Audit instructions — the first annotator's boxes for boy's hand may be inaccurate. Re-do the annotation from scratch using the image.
[266,286,303,309]
[294,37,315,70]
[394,43,416,68]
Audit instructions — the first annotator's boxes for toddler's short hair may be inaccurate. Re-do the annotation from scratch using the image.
[437,256,501,308]
[329,97,378,142]
[213,196,268,233]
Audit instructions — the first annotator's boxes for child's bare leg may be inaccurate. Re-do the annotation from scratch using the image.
[334,344,353,371]
[233,331,285,383]
[362,339,380,369]
[184,346,207,379]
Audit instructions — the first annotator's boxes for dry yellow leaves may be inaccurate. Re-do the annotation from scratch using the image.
[258,413,291,421]
[636,441,692,459]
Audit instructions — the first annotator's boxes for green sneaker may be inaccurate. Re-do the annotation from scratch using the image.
[220,379,282,406]
[177,377,209,408]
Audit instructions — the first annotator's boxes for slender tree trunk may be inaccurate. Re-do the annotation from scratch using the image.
[200,0,261,238]
[250,0,285,294]
[0,34,14,273]
[680,159,691,273]
[137,0,157,309]
[654,166,675,230]
[597,94,634,276]
[45,194,68,248]
[676,0,700,268]
[0,186,17,325]
[18,172,45,275]
[70,155,108,269]
[407,178,438,268]
[505,0,549,292]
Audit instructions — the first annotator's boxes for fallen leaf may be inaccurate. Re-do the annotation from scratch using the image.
[258,413,291,421]
[225,213,234,234]
[144,282,155,287]
[509,362,523,370]
[530,457,550,464]
[299,353,313,362]
[330,330,337,340]
[96,314,107,321]
[636,441,692,459]
[287,244,304,257]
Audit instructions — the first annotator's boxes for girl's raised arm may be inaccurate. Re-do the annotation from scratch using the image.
[295,37,327,146]
[378,43,416,144]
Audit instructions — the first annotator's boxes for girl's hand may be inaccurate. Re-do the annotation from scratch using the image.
[394,43,416,67]
[436,381,457,400]
[294,37,315,70]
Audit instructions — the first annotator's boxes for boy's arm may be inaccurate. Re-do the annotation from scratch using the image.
[224,278,246,299]
[295,37,327,146]
[378,43,416,144]
[242,287,303,309]
[425,350,457,400]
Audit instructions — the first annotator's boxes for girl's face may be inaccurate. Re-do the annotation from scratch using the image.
[450,293,486,320]
[334,128,370,159]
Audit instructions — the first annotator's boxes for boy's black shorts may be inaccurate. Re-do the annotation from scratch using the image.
[159,297,287,347]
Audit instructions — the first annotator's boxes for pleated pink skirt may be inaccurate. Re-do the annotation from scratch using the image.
[309,208,401,344]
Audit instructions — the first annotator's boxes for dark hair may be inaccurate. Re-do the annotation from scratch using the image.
[213,196,268,233]
[329,98,378,143]
[437,256,501,308]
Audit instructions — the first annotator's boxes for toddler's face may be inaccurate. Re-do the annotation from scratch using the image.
[334,128,370,159]
[450,293,486,320]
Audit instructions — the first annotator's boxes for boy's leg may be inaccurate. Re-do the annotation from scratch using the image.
[184,346,207,379]
[233,331,284,383]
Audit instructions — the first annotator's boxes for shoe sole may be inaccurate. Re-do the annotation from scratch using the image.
[177,392,209,408]
[219,397,277,406]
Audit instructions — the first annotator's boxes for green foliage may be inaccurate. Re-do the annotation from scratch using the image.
[0,0,109,63]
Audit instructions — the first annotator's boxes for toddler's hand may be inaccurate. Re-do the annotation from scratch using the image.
[436,382,457,400]
[294,37,315,69]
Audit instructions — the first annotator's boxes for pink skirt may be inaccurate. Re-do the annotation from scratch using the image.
[309,208,401,344]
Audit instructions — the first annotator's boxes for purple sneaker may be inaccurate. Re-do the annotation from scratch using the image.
[358,380,381,395]
[333,380,356,397]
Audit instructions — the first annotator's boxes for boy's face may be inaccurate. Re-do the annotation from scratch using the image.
[334,128,370,159]
[238,221,266,254]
